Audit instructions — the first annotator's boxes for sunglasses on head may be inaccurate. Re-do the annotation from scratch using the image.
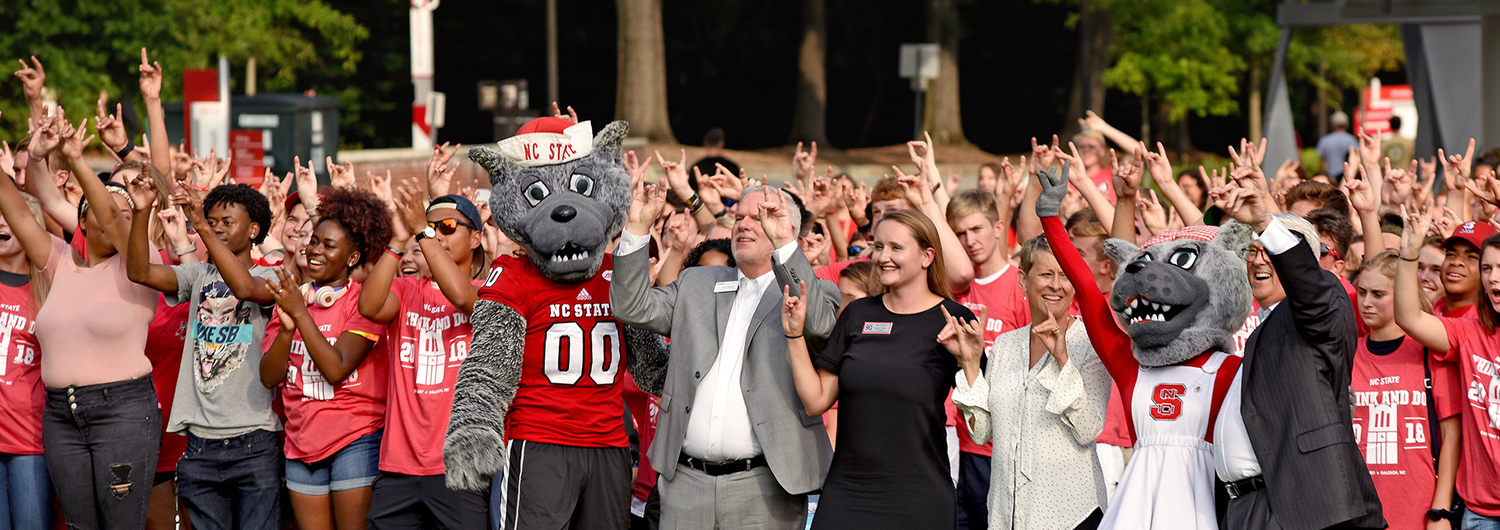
[428,218,475,235]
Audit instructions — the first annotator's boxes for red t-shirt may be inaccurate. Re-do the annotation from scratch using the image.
[479,254,628,448]
[1431,299,1474,420]
[146,294,189,472]
[1340,276,1369,336]
[950,265,1030,457]
[622,374,659,502]
[379,277,478,475]
[1434,317,1500,516]
[814,257,868,285]
[1352,336,1456,530]
[265,281,388,462]
[0,281,42,455]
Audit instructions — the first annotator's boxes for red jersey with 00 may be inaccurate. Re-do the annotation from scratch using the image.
[1352,337,1453,530]
[479,254,628,448]
[380,277,479,475]
[265,281,389,462]
[951,266,1030,457]
[0,282,42,455]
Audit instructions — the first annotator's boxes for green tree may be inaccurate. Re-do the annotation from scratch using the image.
[1103,0,1250,123]
[0,0,366,141]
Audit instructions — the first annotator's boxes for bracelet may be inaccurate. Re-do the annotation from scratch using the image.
[386,247,405,259]
[115,141,135,160]
[784,333,803,339]
[1399,253,1418,262]
[687,193,703,213]
[173,243,197,256]
[713,207,728,218]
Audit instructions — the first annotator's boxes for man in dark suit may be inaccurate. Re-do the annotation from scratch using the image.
[1212,178,1385,530]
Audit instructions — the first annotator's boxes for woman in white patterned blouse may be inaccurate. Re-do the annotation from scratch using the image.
[950,236,1114,530]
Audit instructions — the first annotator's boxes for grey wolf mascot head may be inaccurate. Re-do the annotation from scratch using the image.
[467,117,632,282]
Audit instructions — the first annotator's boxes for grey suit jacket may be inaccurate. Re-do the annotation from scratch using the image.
[611,243,839,495]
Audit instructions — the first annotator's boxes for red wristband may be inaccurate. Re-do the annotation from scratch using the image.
[385,247,404,259]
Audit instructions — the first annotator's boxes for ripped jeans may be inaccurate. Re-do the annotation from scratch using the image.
[42,375,161,530]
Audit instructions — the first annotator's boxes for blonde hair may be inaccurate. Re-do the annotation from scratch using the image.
[946,189,999,225]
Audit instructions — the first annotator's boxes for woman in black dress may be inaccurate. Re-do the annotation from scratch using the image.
[782,210,979,530]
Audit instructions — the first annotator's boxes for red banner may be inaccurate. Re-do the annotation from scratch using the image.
[230,130,265,189]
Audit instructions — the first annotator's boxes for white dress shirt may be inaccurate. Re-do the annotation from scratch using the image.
[1214,216,1298,482]
[616,231,797,460]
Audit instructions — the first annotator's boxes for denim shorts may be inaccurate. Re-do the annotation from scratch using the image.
[284,430,381,495]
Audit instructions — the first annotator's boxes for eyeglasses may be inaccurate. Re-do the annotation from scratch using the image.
[1320,243,1342,261]
[1244,247,1268,262]
[428,218,475,235]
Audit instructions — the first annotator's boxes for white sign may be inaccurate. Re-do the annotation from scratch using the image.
[239,114,280,128]
[899,44,940,84]
[190,101,229,156]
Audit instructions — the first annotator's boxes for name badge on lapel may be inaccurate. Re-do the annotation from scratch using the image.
[862,322,893,334]
[713,281,739,293]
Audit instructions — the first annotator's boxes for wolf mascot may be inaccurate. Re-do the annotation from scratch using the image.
[443,117,667,529]
[1035,162,1252,530]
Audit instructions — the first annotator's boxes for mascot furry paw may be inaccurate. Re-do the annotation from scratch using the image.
[443,117,668,492]
[1035,162,1252,530]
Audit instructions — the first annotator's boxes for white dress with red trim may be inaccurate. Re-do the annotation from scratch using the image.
[1099,351,1241,530]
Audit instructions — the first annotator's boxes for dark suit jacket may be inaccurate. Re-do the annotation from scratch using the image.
[1240,233,1385,530]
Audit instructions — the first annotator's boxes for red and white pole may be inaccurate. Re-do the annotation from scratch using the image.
[411,0,439,149]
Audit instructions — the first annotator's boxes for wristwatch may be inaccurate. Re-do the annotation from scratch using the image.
[1427,508,1454,521]
[415,225,437,242]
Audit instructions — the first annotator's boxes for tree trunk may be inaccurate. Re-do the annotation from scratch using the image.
[1249,63,1262,141]
[1062,0,1112,138]
[921,0,967,145]
[1314,59,1329,140]
[615,0,675,142]
[788,0,829,146]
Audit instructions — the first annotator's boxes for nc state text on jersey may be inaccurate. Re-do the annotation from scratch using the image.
[549,302,614,319]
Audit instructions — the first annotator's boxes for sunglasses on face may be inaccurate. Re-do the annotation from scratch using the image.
[1320,243,1342,261]
[428,218,476,235]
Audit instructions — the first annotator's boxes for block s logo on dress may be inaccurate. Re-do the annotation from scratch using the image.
[862,322,892,334]
[1150,383,1186,420]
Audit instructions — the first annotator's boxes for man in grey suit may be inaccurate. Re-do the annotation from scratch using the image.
[612,182,839,530]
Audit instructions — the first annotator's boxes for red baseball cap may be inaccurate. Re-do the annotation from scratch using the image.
[1443,221,1498,250]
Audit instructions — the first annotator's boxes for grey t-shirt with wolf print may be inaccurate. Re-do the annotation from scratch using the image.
[165,263,282,438]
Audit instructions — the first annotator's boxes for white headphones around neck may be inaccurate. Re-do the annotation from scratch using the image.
[299,283,349,309]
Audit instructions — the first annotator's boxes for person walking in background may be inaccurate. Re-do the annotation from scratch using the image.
[1316,111,1359,183]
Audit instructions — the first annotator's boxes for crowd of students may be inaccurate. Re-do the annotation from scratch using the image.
[2,47,1498,530]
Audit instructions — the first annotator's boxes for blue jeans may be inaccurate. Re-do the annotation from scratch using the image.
[285,430,381,495]
[1465,509,1500,530]
[177,429,283,530]
[0,454,52,530]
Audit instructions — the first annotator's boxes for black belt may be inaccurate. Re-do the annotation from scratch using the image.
[678,454,767,476]
[1224,475,1266,499]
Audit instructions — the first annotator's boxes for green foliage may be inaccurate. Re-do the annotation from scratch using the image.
[1102,0,1266,122]
[1100,0,1399,124]
[1285,24,1405,111]
[0,0,366,140]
